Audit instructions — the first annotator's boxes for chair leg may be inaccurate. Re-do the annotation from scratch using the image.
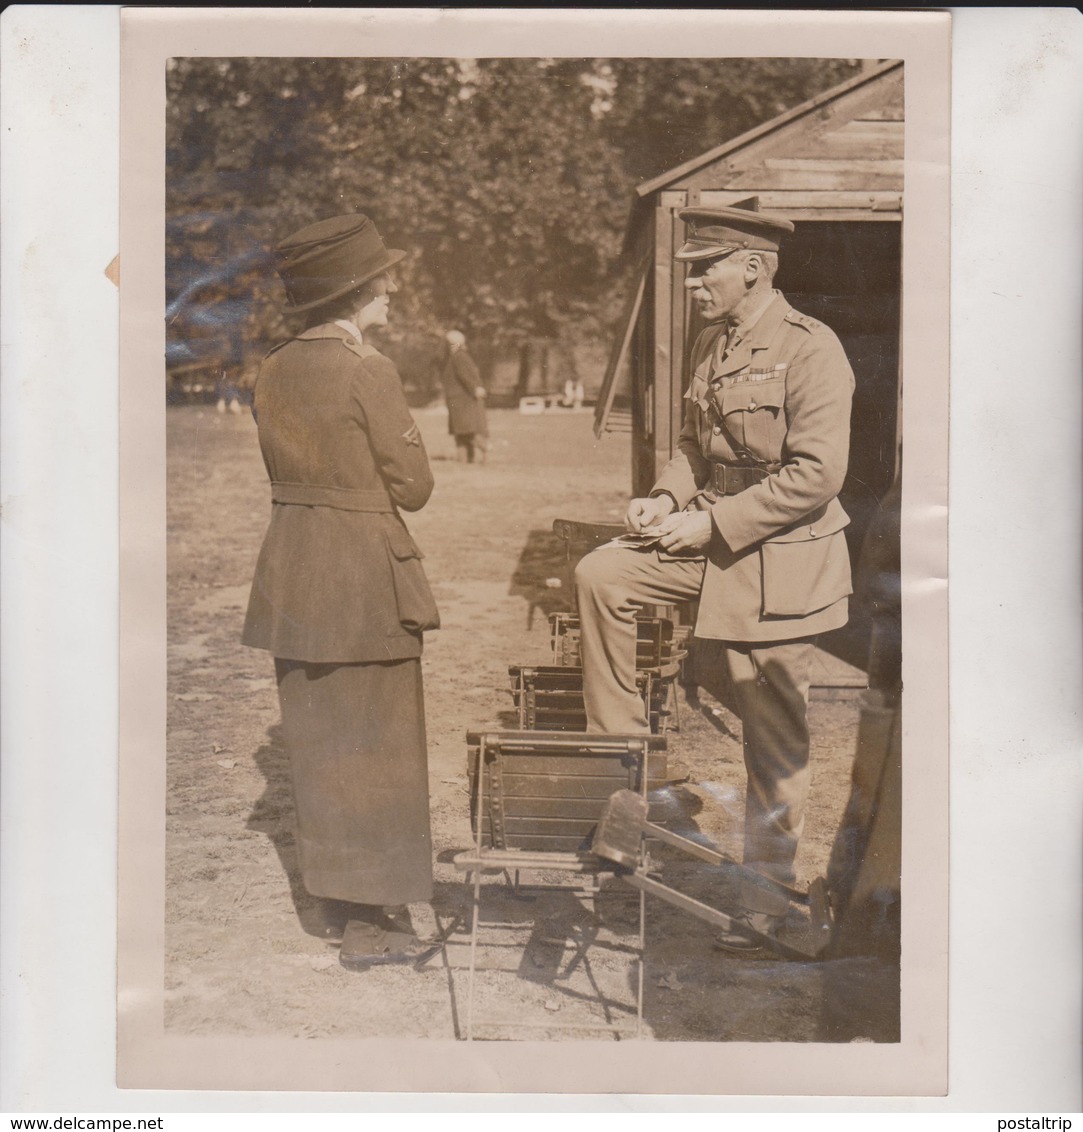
[669,678,682,733]
[636,886,646,1038]
[466,867,483,1042]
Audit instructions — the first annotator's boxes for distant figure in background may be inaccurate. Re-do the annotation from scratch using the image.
[214,290,246,414]
[441,329,488,463]
[215,361,244,415]
[561,375,585,410]
[559,344,585,409]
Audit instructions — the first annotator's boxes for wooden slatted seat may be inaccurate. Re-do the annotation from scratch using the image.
[548,611,680,669]
[465,729,668,854]
[507,664,670,735]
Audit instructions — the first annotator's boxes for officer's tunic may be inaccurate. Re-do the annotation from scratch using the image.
[575,290,855,902]
[243,321,439,906]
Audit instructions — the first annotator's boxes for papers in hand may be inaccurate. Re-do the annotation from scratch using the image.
[597,530,664,551]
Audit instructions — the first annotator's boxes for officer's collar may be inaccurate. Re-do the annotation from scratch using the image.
[727,289,781,343]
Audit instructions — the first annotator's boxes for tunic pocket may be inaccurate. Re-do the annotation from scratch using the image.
[760,507,852,617]
[721,377,786,459]
[383,523,440,633]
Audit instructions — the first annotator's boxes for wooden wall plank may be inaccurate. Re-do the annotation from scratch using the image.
[834,119,905,140]
[698,188,902,213]
[818,140,904,163]
[669,207,687,459]
[857,109,904,122]
[765,210,901,222]
[763,157,904,175]
[751,135,903,165]
[652,203,675,485]
[724,166,903,192]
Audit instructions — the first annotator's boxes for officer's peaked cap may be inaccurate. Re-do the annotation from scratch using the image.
[274,214,406,313]
[675,206,794,262]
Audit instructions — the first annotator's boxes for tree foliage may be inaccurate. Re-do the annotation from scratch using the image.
[166,56,859,381]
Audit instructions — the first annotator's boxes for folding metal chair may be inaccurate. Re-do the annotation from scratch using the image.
[453,729,667,1040]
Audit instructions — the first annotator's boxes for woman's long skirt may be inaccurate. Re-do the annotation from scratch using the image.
[274,656,433,906]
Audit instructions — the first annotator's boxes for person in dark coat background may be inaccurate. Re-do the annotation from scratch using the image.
[441,329,487,463]
[242,214,440,969]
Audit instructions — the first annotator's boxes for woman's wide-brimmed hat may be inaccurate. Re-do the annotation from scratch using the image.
[274,213,406,313]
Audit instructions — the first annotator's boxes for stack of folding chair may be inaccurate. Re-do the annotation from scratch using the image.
[448,518,692,1039]
[504,611,686,734]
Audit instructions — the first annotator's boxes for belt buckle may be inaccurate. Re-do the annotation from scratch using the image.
[713,463,758,495]
[714,463,738,495]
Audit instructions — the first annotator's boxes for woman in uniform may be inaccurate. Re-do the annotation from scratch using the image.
[242,214,439,968]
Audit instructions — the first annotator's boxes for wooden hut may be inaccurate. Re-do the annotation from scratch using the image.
[595,60,904,580]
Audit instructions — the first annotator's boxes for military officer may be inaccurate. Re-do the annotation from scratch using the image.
[575,205,855,953]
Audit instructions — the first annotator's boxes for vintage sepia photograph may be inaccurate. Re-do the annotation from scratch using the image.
[10,4,1083,1114]
[118,8,950,1095]
[163,51,904,1041]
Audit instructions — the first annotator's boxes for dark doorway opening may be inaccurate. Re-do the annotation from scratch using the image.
[781,220,902,671]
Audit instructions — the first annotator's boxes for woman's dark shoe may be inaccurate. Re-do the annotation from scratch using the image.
[338,912,436,971]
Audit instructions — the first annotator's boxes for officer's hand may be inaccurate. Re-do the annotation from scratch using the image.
[626,495,674,533]
[657,511,713,553]
[475,387,487,398]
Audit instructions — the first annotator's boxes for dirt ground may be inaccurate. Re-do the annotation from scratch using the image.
[165,402,899,1044]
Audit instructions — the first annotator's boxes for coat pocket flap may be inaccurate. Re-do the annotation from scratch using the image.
[760,500,853,617]
[765,504,850,545]
[382,523,439,633]
[384,523,424,560]
[722,379,784,415]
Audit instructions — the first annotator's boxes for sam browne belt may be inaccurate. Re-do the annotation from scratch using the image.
[704,462,779,498]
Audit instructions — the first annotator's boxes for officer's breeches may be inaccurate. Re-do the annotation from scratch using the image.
[574,545,816,907]
[575,546,705,732]
[724,638,815,908]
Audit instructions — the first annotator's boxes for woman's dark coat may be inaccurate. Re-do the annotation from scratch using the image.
[242,323,439,663]
[441,348,486,436]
